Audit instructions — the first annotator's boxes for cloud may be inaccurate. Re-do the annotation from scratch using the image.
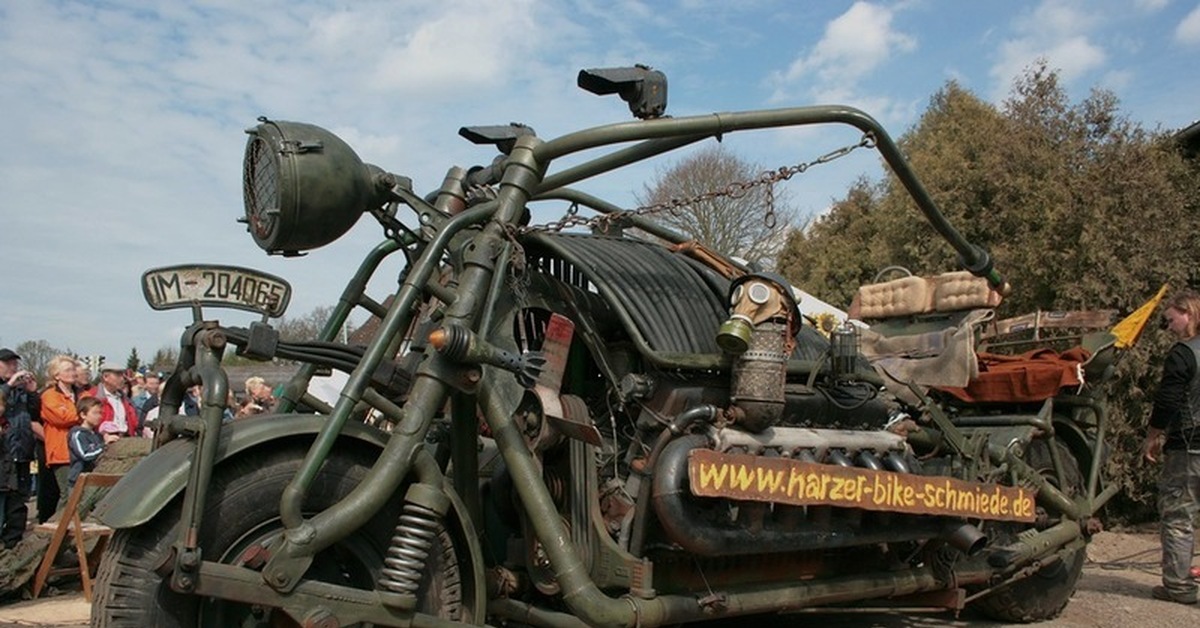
[988,0,1106,98]
[1135,0,1170,10]
[778,2,915,88]
[1178,4,1200,45]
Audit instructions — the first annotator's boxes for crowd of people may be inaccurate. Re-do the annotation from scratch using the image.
[0,348,276,550]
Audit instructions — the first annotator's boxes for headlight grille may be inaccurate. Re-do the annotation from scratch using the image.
[243,135,280,239]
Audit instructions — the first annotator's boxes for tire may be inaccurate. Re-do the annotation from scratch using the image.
[91,440,466,627]
[971,438,1086,623]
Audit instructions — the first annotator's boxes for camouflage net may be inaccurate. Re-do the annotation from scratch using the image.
[0,438,151,598]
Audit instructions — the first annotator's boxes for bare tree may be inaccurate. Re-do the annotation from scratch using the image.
[636,145,795,267]
[276,305,337,343]
[14,339,67,382]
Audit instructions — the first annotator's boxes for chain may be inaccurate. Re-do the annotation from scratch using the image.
[518,131,876,236]
[498,131,875,300]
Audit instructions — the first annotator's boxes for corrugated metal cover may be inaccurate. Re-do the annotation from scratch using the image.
[528,233,727,354]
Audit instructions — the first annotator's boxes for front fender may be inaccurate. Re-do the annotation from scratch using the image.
[93,414,390,529]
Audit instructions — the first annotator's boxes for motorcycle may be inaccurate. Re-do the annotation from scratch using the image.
[91,66,1117,627]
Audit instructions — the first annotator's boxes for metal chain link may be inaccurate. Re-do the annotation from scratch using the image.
[499,131,876,299]
[519,131,876,236]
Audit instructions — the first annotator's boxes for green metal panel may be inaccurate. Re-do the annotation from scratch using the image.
[92,415,390,529]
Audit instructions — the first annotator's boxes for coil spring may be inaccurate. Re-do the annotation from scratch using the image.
[378,501,441,594]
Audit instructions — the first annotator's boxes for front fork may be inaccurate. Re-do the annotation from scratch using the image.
[259,136,546,595]
[154,322,230,591]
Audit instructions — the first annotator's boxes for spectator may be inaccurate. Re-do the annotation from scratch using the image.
[85,362,139,441]
[135,373,162,436]
[182,385,201,417]
[0,395,11,537]
[1141,289,1200,605]
[73,360,92,394]
[0,347,39,549]
[38,355,79,523]
[63,397,105,505]
[133,372,161,421]
[222,390,236,423]
[236,376,277,418]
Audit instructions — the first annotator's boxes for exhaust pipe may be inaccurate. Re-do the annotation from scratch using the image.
[943,522,987,556]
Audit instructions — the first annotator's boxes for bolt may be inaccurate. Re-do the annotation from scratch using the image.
[270,570,290,588]
[465,369,481,384]
[179,551,200,570]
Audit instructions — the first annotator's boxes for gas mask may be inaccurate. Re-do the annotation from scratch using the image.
[717,274,800,432]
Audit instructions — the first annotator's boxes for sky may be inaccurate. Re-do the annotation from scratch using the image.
[1,0,1198,366]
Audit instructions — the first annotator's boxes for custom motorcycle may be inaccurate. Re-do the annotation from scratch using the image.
[91,66,1120,627]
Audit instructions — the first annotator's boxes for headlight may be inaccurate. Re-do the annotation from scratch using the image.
[242,118,384,255]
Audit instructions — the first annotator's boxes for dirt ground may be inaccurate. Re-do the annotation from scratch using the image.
[0,529,1194,627]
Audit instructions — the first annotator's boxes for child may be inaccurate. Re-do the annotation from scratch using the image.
[63,397,105,508]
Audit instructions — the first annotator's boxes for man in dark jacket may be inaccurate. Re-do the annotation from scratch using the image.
[0,348,39,548]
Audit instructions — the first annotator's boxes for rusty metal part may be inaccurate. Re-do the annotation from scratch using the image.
[730,321,789,432]
[709,424,906,457]
[302,607,340,628]
[237,544,270,570]
[486,565,523,598]
[551,393,602,446]
[523,313,575,450]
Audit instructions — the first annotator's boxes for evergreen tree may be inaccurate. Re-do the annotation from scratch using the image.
[778,62,1200,521]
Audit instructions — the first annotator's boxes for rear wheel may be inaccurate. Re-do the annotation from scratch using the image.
[92,441,468,627]
[971,438,1086,623]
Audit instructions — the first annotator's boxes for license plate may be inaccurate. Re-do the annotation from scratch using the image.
[141,265,292,317]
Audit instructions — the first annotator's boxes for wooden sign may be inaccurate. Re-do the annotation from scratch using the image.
[688,449,1036,523]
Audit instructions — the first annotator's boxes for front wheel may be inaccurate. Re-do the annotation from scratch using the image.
[92,439,469,627]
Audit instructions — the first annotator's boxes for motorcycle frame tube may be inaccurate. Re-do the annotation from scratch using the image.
[986,440,1081,521]
[277,238,402,414]
[269,204,495,571]
[532,105,1001,289]
[534,134,709,199]
[269,139,544,584]
[1051,394,1110,508]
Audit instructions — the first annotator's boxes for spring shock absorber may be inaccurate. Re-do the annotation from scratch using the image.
[378,483,450,595]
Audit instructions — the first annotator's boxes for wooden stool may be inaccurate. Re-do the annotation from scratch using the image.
[31,472,122,601]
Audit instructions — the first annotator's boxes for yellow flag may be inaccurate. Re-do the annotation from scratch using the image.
[1111,284,1170,349]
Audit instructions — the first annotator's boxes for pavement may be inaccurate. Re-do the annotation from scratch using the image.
[0,592,88,628]
[0,530,1193,628]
